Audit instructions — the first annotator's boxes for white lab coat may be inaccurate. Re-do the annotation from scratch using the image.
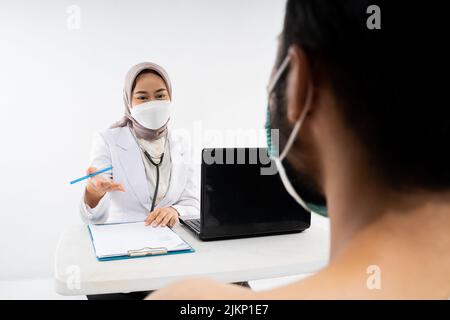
[80,126,199,224]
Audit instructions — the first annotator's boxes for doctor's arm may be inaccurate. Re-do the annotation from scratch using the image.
[171,161,200,218]
[80,132,124,224]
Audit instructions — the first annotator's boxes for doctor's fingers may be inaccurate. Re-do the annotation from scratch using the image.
[86,166,100,175]
[145,208,162,226]
[160,213,174,227]
[154,210,171,225]
[109,182,125,192]
[168,216,178,228]
[91,175,124,191]
[89,177,124,192]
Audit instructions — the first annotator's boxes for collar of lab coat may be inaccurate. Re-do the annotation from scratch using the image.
[115,126,188,212]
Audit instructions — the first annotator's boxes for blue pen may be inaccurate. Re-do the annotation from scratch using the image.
[70,166,113,185]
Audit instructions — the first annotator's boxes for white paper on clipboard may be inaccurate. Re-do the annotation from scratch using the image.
[89,221,191,258]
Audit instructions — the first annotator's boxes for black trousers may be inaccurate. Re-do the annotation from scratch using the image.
[87,291,151,300]
[86,281,250,300]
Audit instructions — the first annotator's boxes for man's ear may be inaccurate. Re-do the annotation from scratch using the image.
[286,45,313,124]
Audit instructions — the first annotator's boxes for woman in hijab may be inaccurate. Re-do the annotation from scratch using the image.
[80,62,199,229]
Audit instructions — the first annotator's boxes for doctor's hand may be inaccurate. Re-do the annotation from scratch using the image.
[84,166,125,208]
[145,207,179,228]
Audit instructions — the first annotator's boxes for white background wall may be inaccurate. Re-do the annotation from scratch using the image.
[0,0,285,281]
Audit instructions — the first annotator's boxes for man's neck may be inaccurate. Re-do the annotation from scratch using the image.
[325,158,450,263]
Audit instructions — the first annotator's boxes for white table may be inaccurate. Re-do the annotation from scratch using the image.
[54,213,330,295]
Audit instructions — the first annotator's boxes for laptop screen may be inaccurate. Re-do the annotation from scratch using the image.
[200,148,311,239]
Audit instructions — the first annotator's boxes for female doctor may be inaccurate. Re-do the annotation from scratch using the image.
[80,62,199,228]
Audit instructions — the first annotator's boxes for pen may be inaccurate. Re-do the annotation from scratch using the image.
[70,166,113,185]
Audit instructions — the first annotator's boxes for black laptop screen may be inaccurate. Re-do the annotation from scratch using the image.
[200,148,311,239]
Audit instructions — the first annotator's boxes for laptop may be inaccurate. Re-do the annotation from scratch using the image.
[180,148,311,241]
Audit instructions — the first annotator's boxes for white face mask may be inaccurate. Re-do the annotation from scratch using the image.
[266,55,317,214]
[130,100,171,130]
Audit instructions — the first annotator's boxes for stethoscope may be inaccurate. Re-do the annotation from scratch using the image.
[128,123,166,212]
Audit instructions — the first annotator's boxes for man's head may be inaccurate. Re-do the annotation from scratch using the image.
[268,0,450,208]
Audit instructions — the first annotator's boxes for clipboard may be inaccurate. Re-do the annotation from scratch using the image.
[87,222,195,262]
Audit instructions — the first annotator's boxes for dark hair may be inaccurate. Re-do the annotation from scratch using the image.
[279,0,450,191]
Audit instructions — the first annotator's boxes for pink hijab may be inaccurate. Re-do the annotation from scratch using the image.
[111,62,173,140]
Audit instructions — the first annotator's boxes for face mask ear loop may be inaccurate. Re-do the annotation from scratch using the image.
[274,158,312,213]
[267,55,291,94]
[279,82,314,161]
[275,82,314,213]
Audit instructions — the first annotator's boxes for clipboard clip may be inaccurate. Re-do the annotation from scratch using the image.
[127,247,168,257]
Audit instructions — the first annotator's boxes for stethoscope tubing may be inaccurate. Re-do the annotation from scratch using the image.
[128,124,166,212]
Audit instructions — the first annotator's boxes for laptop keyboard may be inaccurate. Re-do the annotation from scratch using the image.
[183,218,201,235]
